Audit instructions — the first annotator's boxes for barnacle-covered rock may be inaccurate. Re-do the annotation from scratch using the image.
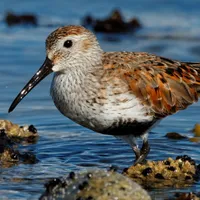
[0,120,38,142]
[124,155,199,188]
[40,169,151,200]
[0,145,37,168]
[0,120,38,168]
[0,147,19,168]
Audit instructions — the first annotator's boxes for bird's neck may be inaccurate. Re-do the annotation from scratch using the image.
[60,53,103,79]
[54,50,104,90]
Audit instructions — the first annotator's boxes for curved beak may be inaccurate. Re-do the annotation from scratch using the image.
[8,57,53,113]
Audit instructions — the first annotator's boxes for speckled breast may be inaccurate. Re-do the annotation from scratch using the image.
[50,71,154,135]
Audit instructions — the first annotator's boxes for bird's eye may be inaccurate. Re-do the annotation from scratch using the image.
[64,40,73,48]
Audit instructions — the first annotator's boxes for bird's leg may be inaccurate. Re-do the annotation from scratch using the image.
[133,140,150,165]
[132,145,141,160]
[117,134,140,162]
[133,133,150,165]
[116,134,150,165]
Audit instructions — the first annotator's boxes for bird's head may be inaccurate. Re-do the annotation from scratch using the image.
[8,25,103,112]
[47,25,103,72]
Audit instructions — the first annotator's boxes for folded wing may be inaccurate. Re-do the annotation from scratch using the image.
[103,52,200,118]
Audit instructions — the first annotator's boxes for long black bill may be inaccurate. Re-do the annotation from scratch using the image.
[8,57,53,113]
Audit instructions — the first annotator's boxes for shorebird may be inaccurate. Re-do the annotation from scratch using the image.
[8,25,200,164]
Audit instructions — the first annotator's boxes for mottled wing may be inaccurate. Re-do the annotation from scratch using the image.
[103,52,200,118]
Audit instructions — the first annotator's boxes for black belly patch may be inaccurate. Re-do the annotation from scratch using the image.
[101,119,157,136]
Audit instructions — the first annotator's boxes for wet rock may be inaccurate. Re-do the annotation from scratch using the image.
[167,166,176,171]
[176,155,193,163]
[164,160,170,165]
[174,192,200,200]
[0,147,19,162]
[0,120,38,143]
[165,132,187,139]
[109,165,118,172]
[142,167,152,176]
[82,9,141,33]
[21,152,38,164]
[0,120,38,168]
[124,156,199,188]
[189,137,200,143]
[154,173,164,180]
[0,129,12,153]
[5,11,37,26]
[68,171,76,179]
[0,146,37,168]
[193,123,200,137]
[40,169,151,200]
[45,178,62,193]
[28,124,37,134]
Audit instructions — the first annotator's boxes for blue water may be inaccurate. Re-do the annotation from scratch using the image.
[0,0,200,199]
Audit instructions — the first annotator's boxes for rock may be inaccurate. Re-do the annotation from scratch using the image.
[124,155,199,188]
[129,18,141,29]
[0,129,12,153]
[82,9,141,33]
[0,120,38,143]
[174,192,200,200]
[193,123,200,137]
[165,132,187,139]
[5,11,37,26]
[40,169,151,200]
[189,137,200,143]
[0,120,38,168]
[0,146,37,168]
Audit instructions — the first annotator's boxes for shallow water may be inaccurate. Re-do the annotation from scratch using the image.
[0,0,200,199]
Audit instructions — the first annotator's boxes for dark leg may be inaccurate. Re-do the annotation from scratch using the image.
[116,134,150,165]
[133,140,150,165]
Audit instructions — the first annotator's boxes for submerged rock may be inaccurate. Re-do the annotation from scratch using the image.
[124,155,199,188]
[40,169,151,200]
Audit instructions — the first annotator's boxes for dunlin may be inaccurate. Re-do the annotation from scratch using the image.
[8,25,200,164]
